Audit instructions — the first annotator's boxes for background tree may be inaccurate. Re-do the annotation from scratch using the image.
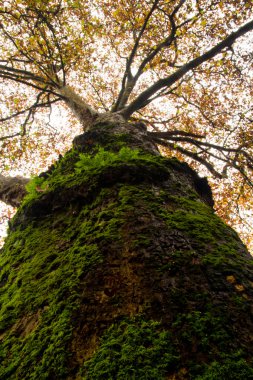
[1,0,253,249]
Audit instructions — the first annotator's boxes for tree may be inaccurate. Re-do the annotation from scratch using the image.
[0,1,253,378]
[1,0,253,246]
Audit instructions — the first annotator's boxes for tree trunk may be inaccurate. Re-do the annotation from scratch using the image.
[0,120,253,380]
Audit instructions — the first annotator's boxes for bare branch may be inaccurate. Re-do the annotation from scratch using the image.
[152,134,244,153]
[148,130,205,139]
[0,94,61,124]
[0,132,21,142]
[152,136,223,178]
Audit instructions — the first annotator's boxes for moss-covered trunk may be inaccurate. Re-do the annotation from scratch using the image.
[1,121,253,379]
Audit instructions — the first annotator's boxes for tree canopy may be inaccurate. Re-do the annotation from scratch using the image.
[0,0,253,248]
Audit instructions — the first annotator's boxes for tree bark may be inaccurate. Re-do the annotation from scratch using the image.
[0,174,29,207]
[57,84,99,130]
[0,120,253,379]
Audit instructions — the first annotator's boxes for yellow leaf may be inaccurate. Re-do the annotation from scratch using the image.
[226,275,236,283]
[235,284,245,292]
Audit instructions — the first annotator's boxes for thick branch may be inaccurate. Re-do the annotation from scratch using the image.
[0,174,29,207]
[57,84,99,129]
[121,19,253,118]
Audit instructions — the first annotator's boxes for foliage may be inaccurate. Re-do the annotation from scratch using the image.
[24,175,48,203]
[76,147,142,171]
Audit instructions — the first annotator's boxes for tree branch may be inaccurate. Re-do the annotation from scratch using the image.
[121,18,253,118]
[148,130,205,139]
[0,93,61,123]
[0,174,29,207]
[152,136,223,178]
[112,0,160,112]
[56,84,98,129]
[112,0,188,112]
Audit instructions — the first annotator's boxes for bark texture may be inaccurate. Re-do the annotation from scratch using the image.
[57,84,98,130]
[0,174,29,207]
[0,120,253,379]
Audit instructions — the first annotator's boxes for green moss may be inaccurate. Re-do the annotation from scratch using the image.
[24,176,48,204]
[20,147,169,209]
[1,136,253,379]
[172,311,253,378]
[81,318,179,379]
[21,149,80,207]
[173,310,230,353]
[131,234,152,249]
[111,186,247,270]
[1,307,73,379]
[2,176,167,378]
[0,183,130,378]
[157,250,195,273]
[76,146,142,171]
[202,243,238,266]
[153,196,244,265]
[195,354,253,380]
[74,129,133,153]
[162,196,226,241]
[0,216,102,378]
